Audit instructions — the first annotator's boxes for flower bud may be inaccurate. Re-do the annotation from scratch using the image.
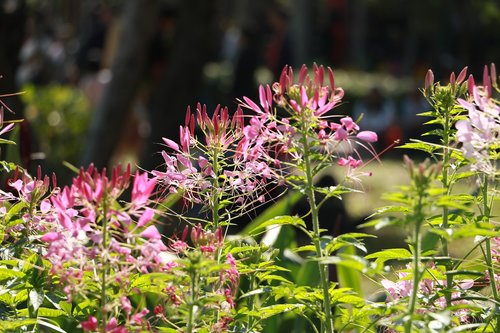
[467,74,475,97]
[483,65,492,97]
[491,63,497,89]
[456,66,468,85]
[424,69,434,92]
[403,155,414,179]
[449,71,456,86]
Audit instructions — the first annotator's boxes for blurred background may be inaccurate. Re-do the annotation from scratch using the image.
[0,0,498,186]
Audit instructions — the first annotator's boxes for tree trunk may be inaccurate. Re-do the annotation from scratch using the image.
[81,0,157,168]
[141,0,216,171]
[0,1,28,168]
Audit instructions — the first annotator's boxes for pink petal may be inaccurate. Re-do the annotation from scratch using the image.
[41,232,60,242]
[137,207,155,228]
[141,225,162,240]
[300,86,308,107]
[40,199,51,214]
[356,131,378,142]
[0,122,15,136]
[162,137,180,151]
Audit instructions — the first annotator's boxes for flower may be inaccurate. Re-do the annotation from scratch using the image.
[381,264,473,324]
[42,165,171,324]
[154,103,279,222]
[81,316,98,332]
[456,81,500,174]
[238,64,378,186]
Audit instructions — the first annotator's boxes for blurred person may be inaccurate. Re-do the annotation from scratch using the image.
[16,11,66,85]
[231,27,260,100]
[265,6,292,79]
[353,87,397,148]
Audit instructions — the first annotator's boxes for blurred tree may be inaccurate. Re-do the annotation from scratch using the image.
[0,0,30,169]
[140,0,216,171]
[81,0,157,168]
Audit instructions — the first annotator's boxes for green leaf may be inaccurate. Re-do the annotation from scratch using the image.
[37,318,67,333]
[336,246,362,295]
[13,289,28,305]
[4,201,28,223]
[239,287,273,299]
[259,274,293,284]
[156,328,179,333]
[398,142,437,153]
[453,171,476,181]
[37,307,67,317]
[240,191,302,235]
[29,289,44,312]
[336,294,365,307]
[59,301,72,315]
[0,138,16,145]
[0,268,25,281]
[435,196,470,211]
[358,217,398,230]
[294,245,316,253]
[447,323,485,332]
[0,319,37,330]
[257,303,305,319]
[365,248,412,265]
[245,215,306,236]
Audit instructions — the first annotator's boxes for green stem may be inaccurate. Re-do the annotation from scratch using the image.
[405,217,422,333]
[301,130,334,333]
[187,270,199,333]
[405,185,425,333]
[482,178,500,329]
[441,104,453,307]
[211,149,221,230]
[247,275,256,330]
[100,199,109,333]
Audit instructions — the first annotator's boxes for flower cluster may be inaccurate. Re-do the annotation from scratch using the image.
[0,167,57,244]
[456,64,499,175]
[381,264,474,323]
[239,64,378,182]
[155,103,280,224]
[152,224,239,332]
[40,165,168,331]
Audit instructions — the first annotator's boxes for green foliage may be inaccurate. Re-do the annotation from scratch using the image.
[1,63,499,333]
[20,84,89,176]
